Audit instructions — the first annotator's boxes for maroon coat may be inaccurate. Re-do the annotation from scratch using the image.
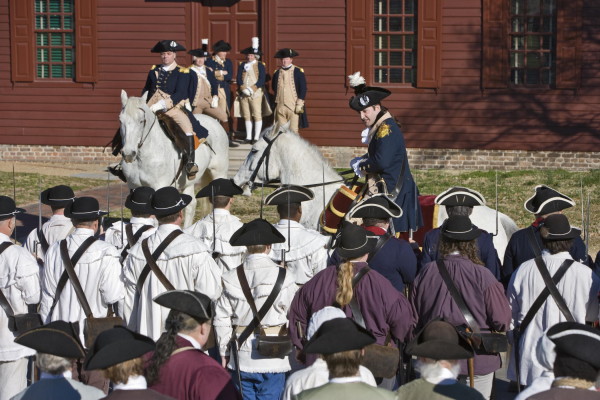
[289,263,416,351]
[411,254,511,375]
[149,336,241,400]
[103,389,174,399]
[529,388,600,399]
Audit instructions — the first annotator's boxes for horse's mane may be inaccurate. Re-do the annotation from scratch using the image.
[263,125,333,170]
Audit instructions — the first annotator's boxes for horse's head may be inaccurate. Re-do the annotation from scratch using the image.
[232,123,289,192]
[119,90,154,163]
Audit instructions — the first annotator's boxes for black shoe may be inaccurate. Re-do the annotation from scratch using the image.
[244,139,253,144]
[229,139,239,148]
[186,136,199,178]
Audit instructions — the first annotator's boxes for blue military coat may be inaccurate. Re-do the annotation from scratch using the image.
[502,223,588,285]
[205,56,234,106]
[142,65,206,138]
[187,65,219,101]
[272,65,309,128]
[421,226,502,280]
[236,61,266,91]
[360,116,423,232]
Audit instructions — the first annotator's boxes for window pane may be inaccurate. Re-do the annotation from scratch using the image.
[404,34,414,48]
[36,16,47,29]
[65,64,74,78]
[540,69,550,84]
[49,0,61,12]
[35,0,47,13]
[527,0,540,15]
[541,0,555,14]
[405,68,414,83]
[527,52,541,68]
[527,35,540,49]
[511,69,524,85]
[65,33,74,46]
[525,69,539,84]
[63,16,73,29]
[51,33,62,46]
[510,52,525,67]
[374,35,388,50]
[390,0,402,14]
[512,36,524,50]
[49,15,61,29]
[512,17,524,32]
[390,35,403,49]
[37,48,49,62]
[405,51,414,66]
[51,48,63,62]
[37,64,49,78]
[65,48,73,62]
[541,36,553,49]
[404,0,414,14]
[390,68,403,83]
[374,0,387,14]
[390,17,402,32]
[51,64,64,78]
[375,68,388,83]
[374,17,387,32]
[36,33,48,46]
[404,16,414,32]
[63,0,73,13]
[374,52,388,66]
[527,17,540,32]
[542,17,553,32]
[390,52,402,66]
[511,0,524,15]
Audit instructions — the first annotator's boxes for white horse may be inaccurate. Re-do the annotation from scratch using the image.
[233,124,343,230]
[118,90,229,227]
[437,204,519,261]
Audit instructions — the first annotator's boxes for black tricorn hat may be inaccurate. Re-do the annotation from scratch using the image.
[540,214,581,241]
[212,40,231,53]
[264,185,314,206]
[274,48,299,58]
[348,194,403,219]
[241,37,261,56]
[229,218,285,246]
[441,215,480,241]
[547,321,600,370]
[64,197,108,221]
[333,221,378,260]
[84,326,155,371]
[0,196,25,221]
[154,290,213,321]
[406,320,474,360]
[303,318,375,355]
[196,178,243,199]
[189,39,210,58]
[524,185,575,215]
[149,187,192,217]
[435,186,486,207]
[40,185,75,207]
[15,321,85,359]
[151,40,186,53]
[125,186,155,213]
[349,87,392,112]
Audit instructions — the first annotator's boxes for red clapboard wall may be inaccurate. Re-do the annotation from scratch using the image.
[0,0,599,152]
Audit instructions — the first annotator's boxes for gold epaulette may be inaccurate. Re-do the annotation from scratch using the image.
[179,66,190,73]
[150,65,157,70]
[274,69,279,74]
[261,61,266,66]
[239,61,243,65]
[298,67,304,73]
[376,123,391,139]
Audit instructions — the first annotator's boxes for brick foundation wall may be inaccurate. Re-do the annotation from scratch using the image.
[0,144,598,171]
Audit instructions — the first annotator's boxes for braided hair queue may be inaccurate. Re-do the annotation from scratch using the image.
[335,261,355,307]
[146,309,206,385]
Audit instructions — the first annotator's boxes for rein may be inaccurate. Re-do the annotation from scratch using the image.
[247,131,283,189]
[137,109,158,150]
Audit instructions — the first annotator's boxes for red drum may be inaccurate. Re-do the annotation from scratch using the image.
[320,184,363,234]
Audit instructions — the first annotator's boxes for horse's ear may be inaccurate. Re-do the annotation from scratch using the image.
[121,90,128,107]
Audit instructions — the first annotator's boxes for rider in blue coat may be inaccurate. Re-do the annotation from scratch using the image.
[348,83,422,233]
[421,186,501,280]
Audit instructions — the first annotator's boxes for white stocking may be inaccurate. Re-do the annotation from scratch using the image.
[254,120,263,140]
[245,120,253,140]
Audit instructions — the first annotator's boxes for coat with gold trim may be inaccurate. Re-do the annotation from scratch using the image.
[142,64,190,106]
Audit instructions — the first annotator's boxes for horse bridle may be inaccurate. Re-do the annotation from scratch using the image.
[246,131,284,190]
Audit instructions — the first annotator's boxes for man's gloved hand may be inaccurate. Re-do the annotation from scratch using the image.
[211,96,219,108]
[150,100,166,113]
[360,127,370,144]
[350,156,367,178]
[295,100,304,114]
[242,87,253,97]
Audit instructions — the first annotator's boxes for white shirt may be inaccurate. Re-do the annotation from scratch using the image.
[104,217,157,253]
[40,228,124,346]
[0,233,40,361]
[269,220,329,285]
[184,209,246,272]
[507,251,600,385]
[122,224,222,341]
[113,375,148,391]
[24,214,73,261]
[214,253,297,373]
[282,358,376,400]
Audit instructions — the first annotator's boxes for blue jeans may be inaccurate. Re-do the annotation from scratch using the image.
[230,370,286,400]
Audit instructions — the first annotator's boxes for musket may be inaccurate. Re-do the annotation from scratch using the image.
[584,191,590,257]
[212,186,216,254]
[120,183,124,249]
[493,170,499,236]
[37,175,42,260]
[322,164,326,228]
[12,165,16,242]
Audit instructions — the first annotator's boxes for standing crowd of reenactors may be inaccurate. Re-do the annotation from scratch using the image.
[1,37,599,400]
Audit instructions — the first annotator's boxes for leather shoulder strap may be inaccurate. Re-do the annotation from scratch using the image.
[367,233,391,262]
[435,259,481,333]
[121,224,153,259]
[48,236,97,318]
[526,226,543,258]
[125,224,135,247]
[236,266,287,347]
[0,242,15,317]
[59,237,97,318]
[348,266,370,329]
[532,257,575,322]
[38,228,50,253]
[134,230,183,297]
[142,238,176,291]
[518,259,575,334]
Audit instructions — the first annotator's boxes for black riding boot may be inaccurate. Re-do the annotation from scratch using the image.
[186,135,199,177]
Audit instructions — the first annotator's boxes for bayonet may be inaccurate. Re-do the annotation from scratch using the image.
[120,183,124,249]
[494,171,499,236]
[12,165,16,241]
[37,175,42,259]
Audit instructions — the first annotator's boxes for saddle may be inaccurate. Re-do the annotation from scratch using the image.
[156,113,202,152]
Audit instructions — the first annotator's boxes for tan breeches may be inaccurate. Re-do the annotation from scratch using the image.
[240,92,263,121]
[193,97,228,122]
[275,105,299,133]
[217,87,230,118]
[147,90,193,134]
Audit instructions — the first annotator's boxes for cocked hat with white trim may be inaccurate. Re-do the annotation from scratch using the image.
[264,185,314,206]
[546,321,600,370]
[274,48,299,58]
[64,197,107,221]
[348,194,402,219]
[195,178,243,199]
[188,38,210,58]
[0,196,25,221]
[14,320,85,359]
[229,218,285,246]
[84,326,155,371]
[151,40,186,53]
[40,185,75,207]
[540,214,581,241]
[153,290,213,321]
[524,185,575,215]
[303,317,375,355]
[149,187,192,217]
[435,186,486,207]
[124,186,155,213]
[240,37,262,56]
[212,40,231,53]
[440,215,480,241]
[333,221,378,260]
[349,87,391,112]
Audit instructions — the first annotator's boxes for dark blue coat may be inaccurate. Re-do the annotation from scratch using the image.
[327,229,417,293]
[236,61,266,91]
[502,224,588,285]
[142,65,206,139]
[594,250,600,276]
[272,66,309,128]
[421,226,502,280]
[360,116,423,233]
[205,57,234,106]
[187,65,219,101]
